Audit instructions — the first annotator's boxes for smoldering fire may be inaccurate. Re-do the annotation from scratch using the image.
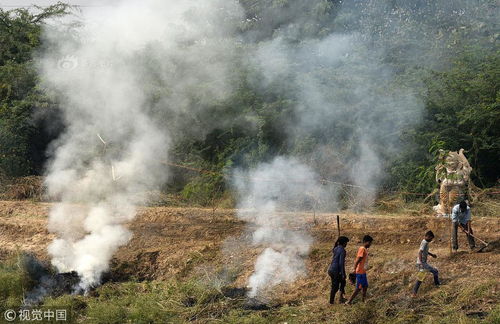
[32,0,491,301]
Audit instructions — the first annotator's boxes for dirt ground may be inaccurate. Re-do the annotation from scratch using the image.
[1,200,499,318]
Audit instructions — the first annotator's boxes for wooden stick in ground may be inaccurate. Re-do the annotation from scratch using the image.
[337,215,340,237]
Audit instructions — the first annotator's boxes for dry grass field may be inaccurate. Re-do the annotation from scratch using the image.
[0,200,499,323]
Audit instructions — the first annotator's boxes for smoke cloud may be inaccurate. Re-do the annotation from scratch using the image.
[230,0,495,296]
[35,0,495,299]
[233,157,323,298]
[249,32,422,208]
[39,0,242,291]
[244,0,494,207]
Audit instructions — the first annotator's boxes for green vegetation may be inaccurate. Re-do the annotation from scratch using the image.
[0,3,70,177]
[0,257,26,310]
[390,50,500,193]
[0,1,498,204]
[2,257,498,323]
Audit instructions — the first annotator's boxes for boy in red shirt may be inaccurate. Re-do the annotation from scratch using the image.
[346,235,373,304]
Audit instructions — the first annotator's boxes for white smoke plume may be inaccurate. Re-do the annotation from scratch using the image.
[34,0,494,298]
[249,32,422,208]
[39,0,242,291]
[244,0,494,208]
[233,157,322,298]
[229,0,495,297]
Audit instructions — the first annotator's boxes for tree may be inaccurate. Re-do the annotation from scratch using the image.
[0,3,69,176]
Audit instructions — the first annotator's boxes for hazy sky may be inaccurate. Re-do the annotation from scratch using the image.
[0,0,120,9]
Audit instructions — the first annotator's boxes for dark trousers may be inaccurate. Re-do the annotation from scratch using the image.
[452,222,476,250]
[329,271,346,304]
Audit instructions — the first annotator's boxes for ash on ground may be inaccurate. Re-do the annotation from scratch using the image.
[221,287,248,299]
[220,287,272,310]
[243,297,272,310]
[22,254,81,305]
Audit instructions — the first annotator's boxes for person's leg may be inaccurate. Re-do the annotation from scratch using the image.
[361,287,367,302]
[339,277,346,302]
[412,280,422,296]
[361,274,368,301]
[329,272,338,304]
[346,287,360,304]
[452,221,459,250]
[467,225,476,249]
[346,274,363,304]
[423,264,440,285]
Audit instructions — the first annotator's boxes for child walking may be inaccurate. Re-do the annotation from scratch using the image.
[346,235,373,304]
[328,236,349,304]
[412,230,440,297]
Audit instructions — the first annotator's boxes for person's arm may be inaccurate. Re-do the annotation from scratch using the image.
[459,222,470,234]
[353,247,366,272]
[451,206,458,221]
[353,256,362,272]
[340,249,346,278]
[429,251,437,258]
[418,240,426,263]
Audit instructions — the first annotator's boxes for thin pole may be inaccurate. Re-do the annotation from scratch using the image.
[337,215,340,237]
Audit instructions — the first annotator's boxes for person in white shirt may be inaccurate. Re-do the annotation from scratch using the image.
[451,201,475,251]
[413,230,440,297]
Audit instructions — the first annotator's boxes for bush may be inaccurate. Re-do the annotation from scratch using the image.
[181,173,225,207]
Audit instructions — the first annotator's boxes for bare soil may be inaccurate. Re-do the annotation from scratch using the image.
[1,200,499,317]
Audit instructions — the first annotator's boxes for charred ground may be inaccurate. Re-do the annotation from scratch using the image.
[0,200,498,323]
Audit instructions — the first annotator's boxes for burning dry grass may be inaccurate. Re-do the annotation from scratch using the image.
[0,201,499,323]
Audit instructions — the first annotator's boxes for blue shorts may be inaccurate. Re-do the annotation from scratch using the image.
[356,273,368,289]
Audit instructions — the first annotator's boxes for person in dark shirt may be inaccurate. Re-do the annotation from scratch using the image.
[328,236,349,304]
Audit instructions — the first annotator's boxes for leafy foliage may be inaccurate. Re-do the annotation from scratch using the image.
[0,1,498,201]
[390,50,500,192]
[0,3,69,177]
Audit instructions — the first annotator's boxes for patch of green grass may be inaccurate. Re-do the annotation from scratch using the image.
[44,279,234,323]
[0,255,29,310]
[85,282,179,324]
[486,304,500,323]
[1,255,497,324]
[42,277,499,324]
